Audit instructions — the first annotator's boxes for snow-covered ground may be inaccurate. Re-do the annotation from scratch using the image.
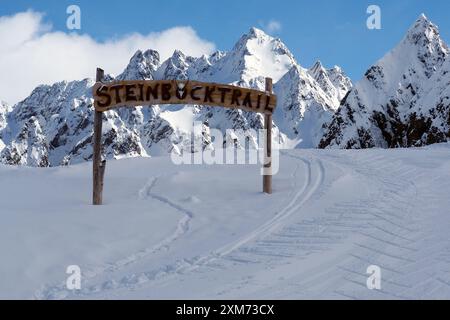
[1,144,450,299]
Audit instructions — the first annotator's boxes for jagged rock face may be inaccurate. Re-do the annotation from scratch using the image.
[0,101,8,130]
[0,79,147,166]
[411,58,450,144]
[0,101,11,152]
[193,28,345,149]
[192,28,299,148]
[117,49,160,81]
[0,28,352,167]
[1,116,49,167]
[0,80,95,166]
[205,27,297,87]
[326,66,353,103]
[155,50,195,80]
[320,15,450,149]
[308,61,352,108]
[274,65,339,147]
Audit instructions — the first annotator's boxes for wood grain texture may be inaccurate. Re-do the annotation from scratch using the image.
[93,68,105,205]
[93,80,277,114]
[263,78,273,194]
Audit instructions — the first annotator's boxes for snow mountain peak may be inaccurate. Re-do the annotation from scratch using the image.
[402,14,449,77]
[207,26,297,86]
[118,49,160,80]
[328,65,342,73]
[273,61,352,148]
[408,13,435,37]
[310,60,325,72]
[320,15,450,149]
[156,49,196,80]
[248,27,268,38]
[307,60,352,107]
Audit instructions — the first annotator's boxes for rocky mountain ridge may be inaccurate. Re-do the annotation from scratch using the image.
[320,14,450,149]
[0,27,351,166]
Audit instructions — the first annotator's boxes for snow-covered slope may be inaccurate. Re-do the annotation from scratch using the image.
[320,15,449,149]
[1,145,450,299]
[0,28,352,166]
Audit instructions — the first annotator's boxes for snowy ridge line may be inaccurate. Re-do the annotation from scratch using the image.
[0,27,353,167]
[320,15,450,149]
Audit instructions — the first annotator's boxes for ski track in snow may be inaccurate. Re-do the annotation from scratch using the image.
[31,149,450,299]
[34,153,324,299]
[311,152,450,300]
[110,155,324,297]
[212,154,323,257]
[34,176,195,300]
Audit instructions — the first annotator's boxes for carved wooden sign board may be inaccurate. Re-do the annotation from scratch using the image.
[93,80,277,114]
[91,68,276,205]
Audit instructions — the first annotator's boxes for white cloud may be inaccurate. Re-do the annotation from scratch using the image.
[0,11,216,104]
[265,20,282,34]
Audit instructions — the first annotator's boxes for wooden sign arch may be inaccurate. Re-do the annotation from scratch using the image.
[92,68,276,205]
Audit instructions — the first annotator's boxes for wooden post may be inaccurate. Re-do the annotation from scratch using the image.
[263,77,273,194]
[93,68,105,205]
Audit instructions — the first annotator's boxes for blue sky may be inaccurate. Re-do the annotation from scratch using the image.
[1,0,450,102]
